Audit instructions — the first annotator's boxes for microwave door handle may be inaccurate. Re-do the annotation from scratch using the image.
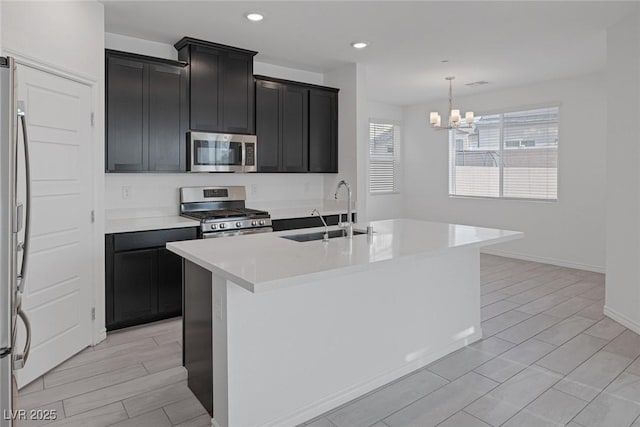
[16,100,31,294]
[241,142,246,169]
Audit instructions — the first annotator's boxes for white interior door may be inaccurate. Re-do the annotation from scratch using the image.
[14,64,94,387]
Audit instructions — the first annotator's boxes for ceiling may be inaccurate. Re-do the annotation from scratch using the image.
[103,1,636,106]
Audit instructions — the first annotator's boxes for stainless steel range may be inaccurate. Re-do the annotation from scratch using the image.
[180,186,272,238]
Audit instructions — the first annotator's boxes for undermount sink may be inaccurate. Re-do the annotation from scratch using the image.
[281,229,366,242]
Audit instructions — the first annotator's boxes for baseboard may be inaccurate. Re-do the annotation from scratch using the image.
[604,306,640,335]
[92,327,107,346]
[481,248,605,274]
[261,329,483,427]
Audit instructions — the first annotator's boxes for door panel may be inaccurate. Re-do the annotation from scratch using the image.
[15,64,93,387]
[281,85,308,172]
[222,53,253,134]
[106,56,147,171]
[309,89,338,172]
[113,249,158,323]
[157,248,182,315]
[255,80,281,172]
[190,46,221,131]
[149,64,186,171]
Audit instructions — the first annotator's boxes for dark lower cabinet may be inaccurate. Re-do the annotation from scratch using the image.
[271,213,356,232]
[157,248,183,314]
[113,249,158,322]
[106,227,197,330]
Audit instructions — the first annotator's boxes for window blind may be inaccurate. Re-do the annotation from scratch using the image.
[369,121,400,194]
[449,106,558,200]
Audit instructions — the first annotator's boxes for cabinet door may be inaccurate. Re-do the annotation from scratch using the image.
[256,80,281,172]
[149,64,187,171]
[222,52,254,134]
[281,85,309,172]
[189,46,221,131]
[309,89,338,172]
[113,249,158,324]
[157,248,183,315]
[106,56,148,172]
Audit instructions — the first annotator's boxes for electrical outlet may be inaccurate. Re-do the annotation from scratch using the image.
[121,186,131,200]
[250,184,258,196]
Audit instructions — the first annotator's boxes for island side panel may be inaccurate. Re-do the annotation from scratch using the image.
[223,247,482,427]
[183,260,214,416]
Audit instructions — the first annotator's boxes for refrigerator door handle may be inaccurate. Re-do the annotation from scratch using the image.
[12,306,31,370]
[16,100,30,294]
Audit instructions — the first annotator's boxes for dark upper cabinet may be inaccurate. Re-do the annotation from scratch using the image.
[175,37,257,135]
[106,56,147,172]
[309,89,338,173]
[282,85,309,172]
[256,79,309,172]
[106,50,188,173]
[255,80,280,172]
[255,75,338,173]
[149,63,188,172]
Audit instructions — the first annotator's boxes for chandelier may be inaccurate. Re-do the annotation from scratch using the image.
[429,76,474,130]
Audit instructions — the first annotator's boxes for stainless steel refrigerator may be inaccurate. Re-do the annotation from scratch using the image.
[1,56,32,427]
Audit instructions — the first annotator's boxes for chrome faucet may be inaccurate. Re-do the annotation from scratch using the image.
[311,209,329,242]
[334,180,353,239]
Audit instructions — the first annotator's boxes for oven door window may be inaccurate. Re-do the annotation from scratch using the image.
[193,140,243,166]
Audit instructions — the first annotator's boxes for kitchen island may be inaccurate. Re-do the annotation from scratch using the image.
[167,219,522,427]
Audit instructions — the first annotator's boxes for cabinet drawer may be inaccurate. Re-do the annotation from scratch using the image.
[113,227,197,252]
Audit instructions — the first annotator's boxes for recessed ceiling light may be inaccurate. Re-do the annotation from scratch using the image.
[245,12,264,22]
[351,42,368,49]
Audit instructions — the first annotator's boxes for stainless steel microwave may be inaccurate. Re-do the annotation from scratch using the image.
[188,132,257,172]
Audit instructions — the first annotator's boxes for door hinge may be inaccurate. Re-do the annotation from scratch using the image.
[91,307,96,321]
[91,210,95,223]
[90,112,95,127]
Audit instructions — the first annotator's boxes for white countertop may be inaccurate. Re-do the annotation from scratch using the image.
[167,219,523,293]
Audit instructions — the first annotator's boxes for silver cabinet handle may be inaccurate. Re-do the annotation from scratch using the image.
[16,101,31,294]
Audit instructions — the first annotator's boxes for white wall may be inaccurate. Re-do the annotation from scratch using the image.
[367,101,404,220]
[105,173,324,214]
[604,9,640,334]
[324,63,368,219]
[104,32,332,215]
[403,73,607,272]
[105,32,324,85]
[3,2,104,80]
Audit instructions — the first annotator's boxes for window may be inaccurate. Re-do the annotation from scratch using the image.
[449,106,558,200]
[369,121,400,194]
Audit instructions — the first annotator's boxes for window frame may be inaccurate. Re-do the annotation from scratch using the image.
[448,103,561,203]
[369,118,402,196]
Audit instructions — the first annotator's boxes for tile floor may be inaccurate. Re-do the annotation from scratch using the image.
[17,255,640,427]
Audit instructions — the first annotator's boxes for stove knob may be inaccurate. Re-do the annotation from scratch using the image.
[259,220,265,225]
[236,221,242,228]
[251,220,257,226]
[210,224,217,230]
[219,223,226,229]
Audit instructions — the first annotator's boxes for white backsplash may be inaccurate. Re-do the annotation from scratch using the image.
[105,173,328,218]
